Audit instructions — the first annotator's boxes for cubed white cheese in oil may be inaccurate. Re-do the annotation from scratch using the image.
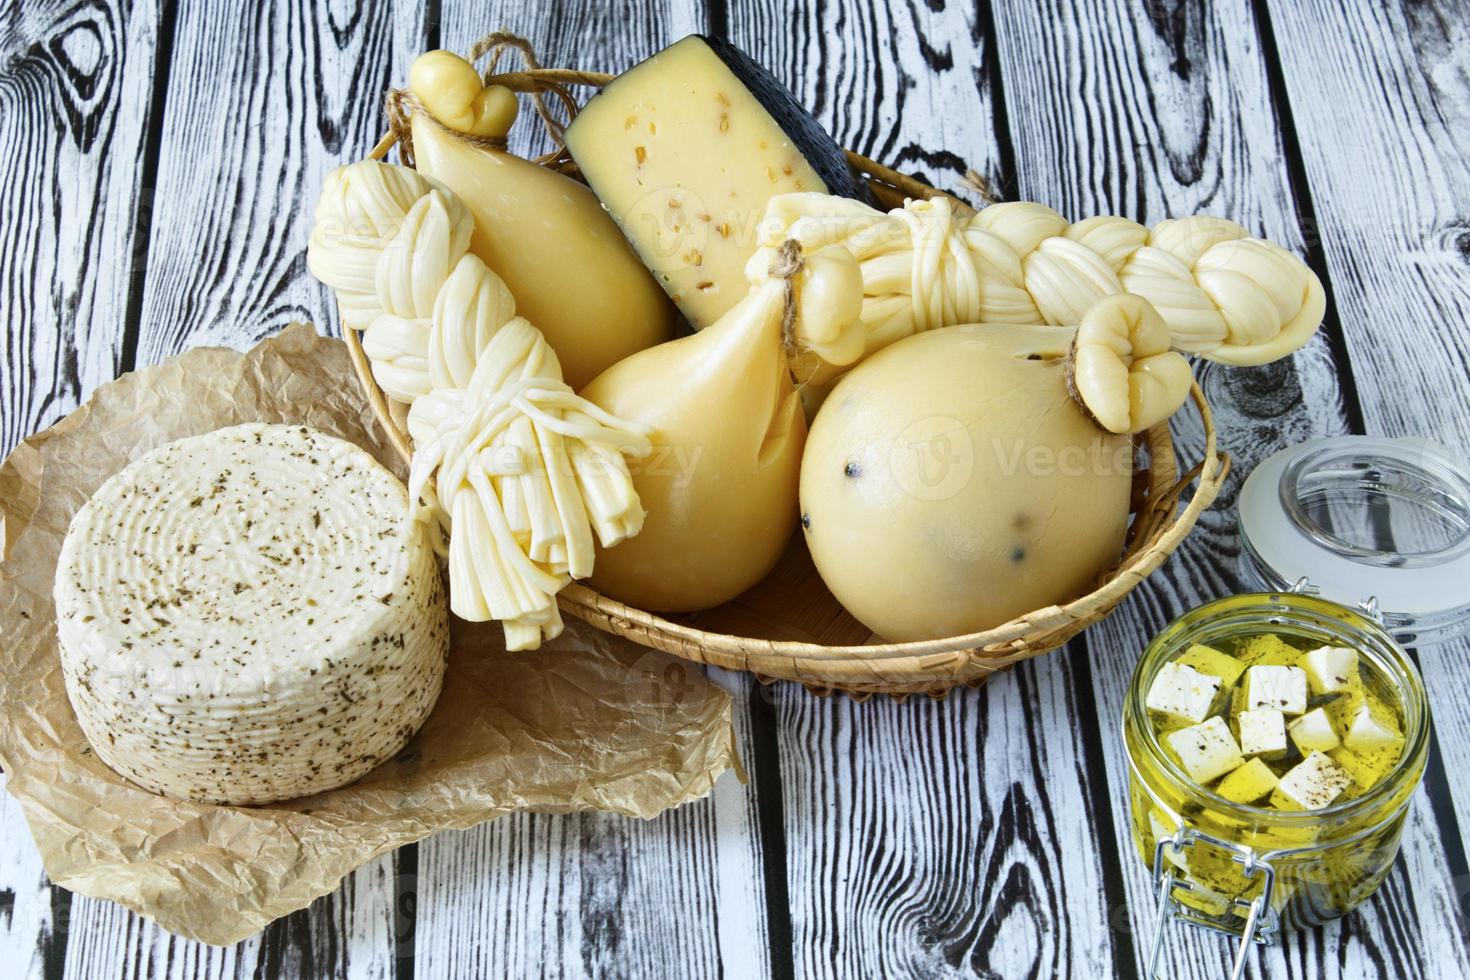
[1243,664,1308,716]
[1288,707,1341,754]
[1302,645,1359,695]
[1343,699,1403,753]
[1237,707,1288,760]
[1146,661,1222,725]
[1273,751,1351,810]
[1165,716,1245,785]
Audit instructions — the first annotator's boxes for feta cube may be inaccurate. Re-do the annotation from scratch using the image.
[1288,707,1342,754]
[1146,661,1222,725]
[1176,643,1247,688]
[1237,707,1289,760]
[1215,757,1280,804]
[1343,698,1403,753]
[1243,664,1308,716]
[1166,716,1246,785]
[1302,646,1359,695]
[1272,751,1351,810]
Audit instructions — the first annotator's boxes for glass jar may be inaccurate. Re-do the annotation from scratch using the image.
[1123,591,1430,979]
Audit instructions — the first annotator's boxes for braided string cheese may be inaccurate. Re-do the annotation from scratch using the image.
[309,160,652,651]
[748,193,1326,385]
[309,161,475,401]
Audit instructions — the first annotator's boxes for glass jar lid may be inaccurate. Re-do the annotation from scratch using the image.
[1238,436,1470,645]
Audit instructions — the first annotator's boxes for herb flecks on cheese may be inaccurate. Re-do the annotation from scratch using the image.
[54,423,449,805]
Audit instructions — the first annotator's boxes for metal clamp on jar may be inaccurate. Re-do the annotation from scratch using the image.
[1125,436,1470,979]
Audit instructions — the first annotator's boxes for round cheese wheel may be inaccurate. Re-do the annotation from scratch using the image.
[800,324,1133,642]
[54,424,449,805]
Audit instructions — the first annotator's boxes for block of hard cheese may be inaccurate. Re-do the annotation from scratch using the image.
[565,35,873,330]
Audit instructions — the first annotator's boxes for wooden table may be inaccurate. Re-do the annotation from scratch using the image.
[3,1,1468,977]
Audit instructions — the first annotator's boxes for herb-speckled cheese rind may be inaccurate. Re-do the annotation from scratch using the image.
[54,423,449,805]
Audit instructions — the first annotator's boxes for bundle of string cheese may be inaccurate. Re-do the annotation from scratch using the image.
[309,160,652,650]
[405,257,654,649]
[747,194,1326,386]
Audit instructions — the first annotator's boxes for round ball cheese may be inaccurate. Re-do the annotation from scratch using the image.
[54,424,449,805]
[800,324,1133,642]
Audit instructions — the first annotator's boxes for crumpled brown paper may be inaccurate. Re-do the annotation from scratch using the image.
[0,323,739,946]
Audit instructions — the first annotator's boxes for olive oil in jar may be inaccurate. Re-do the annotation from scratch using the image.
[1124,594,1428,940]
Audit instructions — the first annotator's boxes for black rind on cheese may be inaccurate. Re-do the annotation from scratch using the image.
[694,35,875,205]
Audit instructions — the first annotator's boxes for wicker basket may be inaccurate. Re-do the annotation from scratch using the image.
[343,53,1230,698]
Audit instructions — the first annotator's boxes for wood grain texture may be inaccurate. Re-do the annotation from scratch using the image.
[0,0,161,456]
[770,662,1122,977]
[993,0,1470,975]
[716,1,1126,975]
[129,0,424,363]
[413,7,775,980]
[0,3,161,971]
[1265,0,1470,455]
[411,662,772,979]
[4,0,1470,977]
[1263,0,1470,860]
[58,854,401,980]
[414,765,770,979]
[0,776,62,980]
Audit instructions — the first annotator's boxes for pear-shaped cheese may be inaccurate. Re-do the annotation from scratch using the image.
[800,323,1132,641]
[409,116,678,390]
[579,277,806,611]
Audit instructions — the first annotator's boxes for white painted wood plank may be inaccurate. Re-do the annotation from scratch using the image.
[720,1,1124,975]
[1264,0,1470,862]
[771,664,1120,978]
[0,2,162,974]
[412,671,770,979]
[42,1,431,974]
[1265,0,1470,455]
[994,0,1470,975]
[131,0,425,362]
[60,854,400,980]
[415,778,766,979]
[0,0,161,453]
[0,776,59,980]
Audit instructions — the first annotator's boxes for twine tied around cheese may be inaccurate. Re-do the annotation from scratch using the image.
[377,31,584,168]
[768,239,806,358]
